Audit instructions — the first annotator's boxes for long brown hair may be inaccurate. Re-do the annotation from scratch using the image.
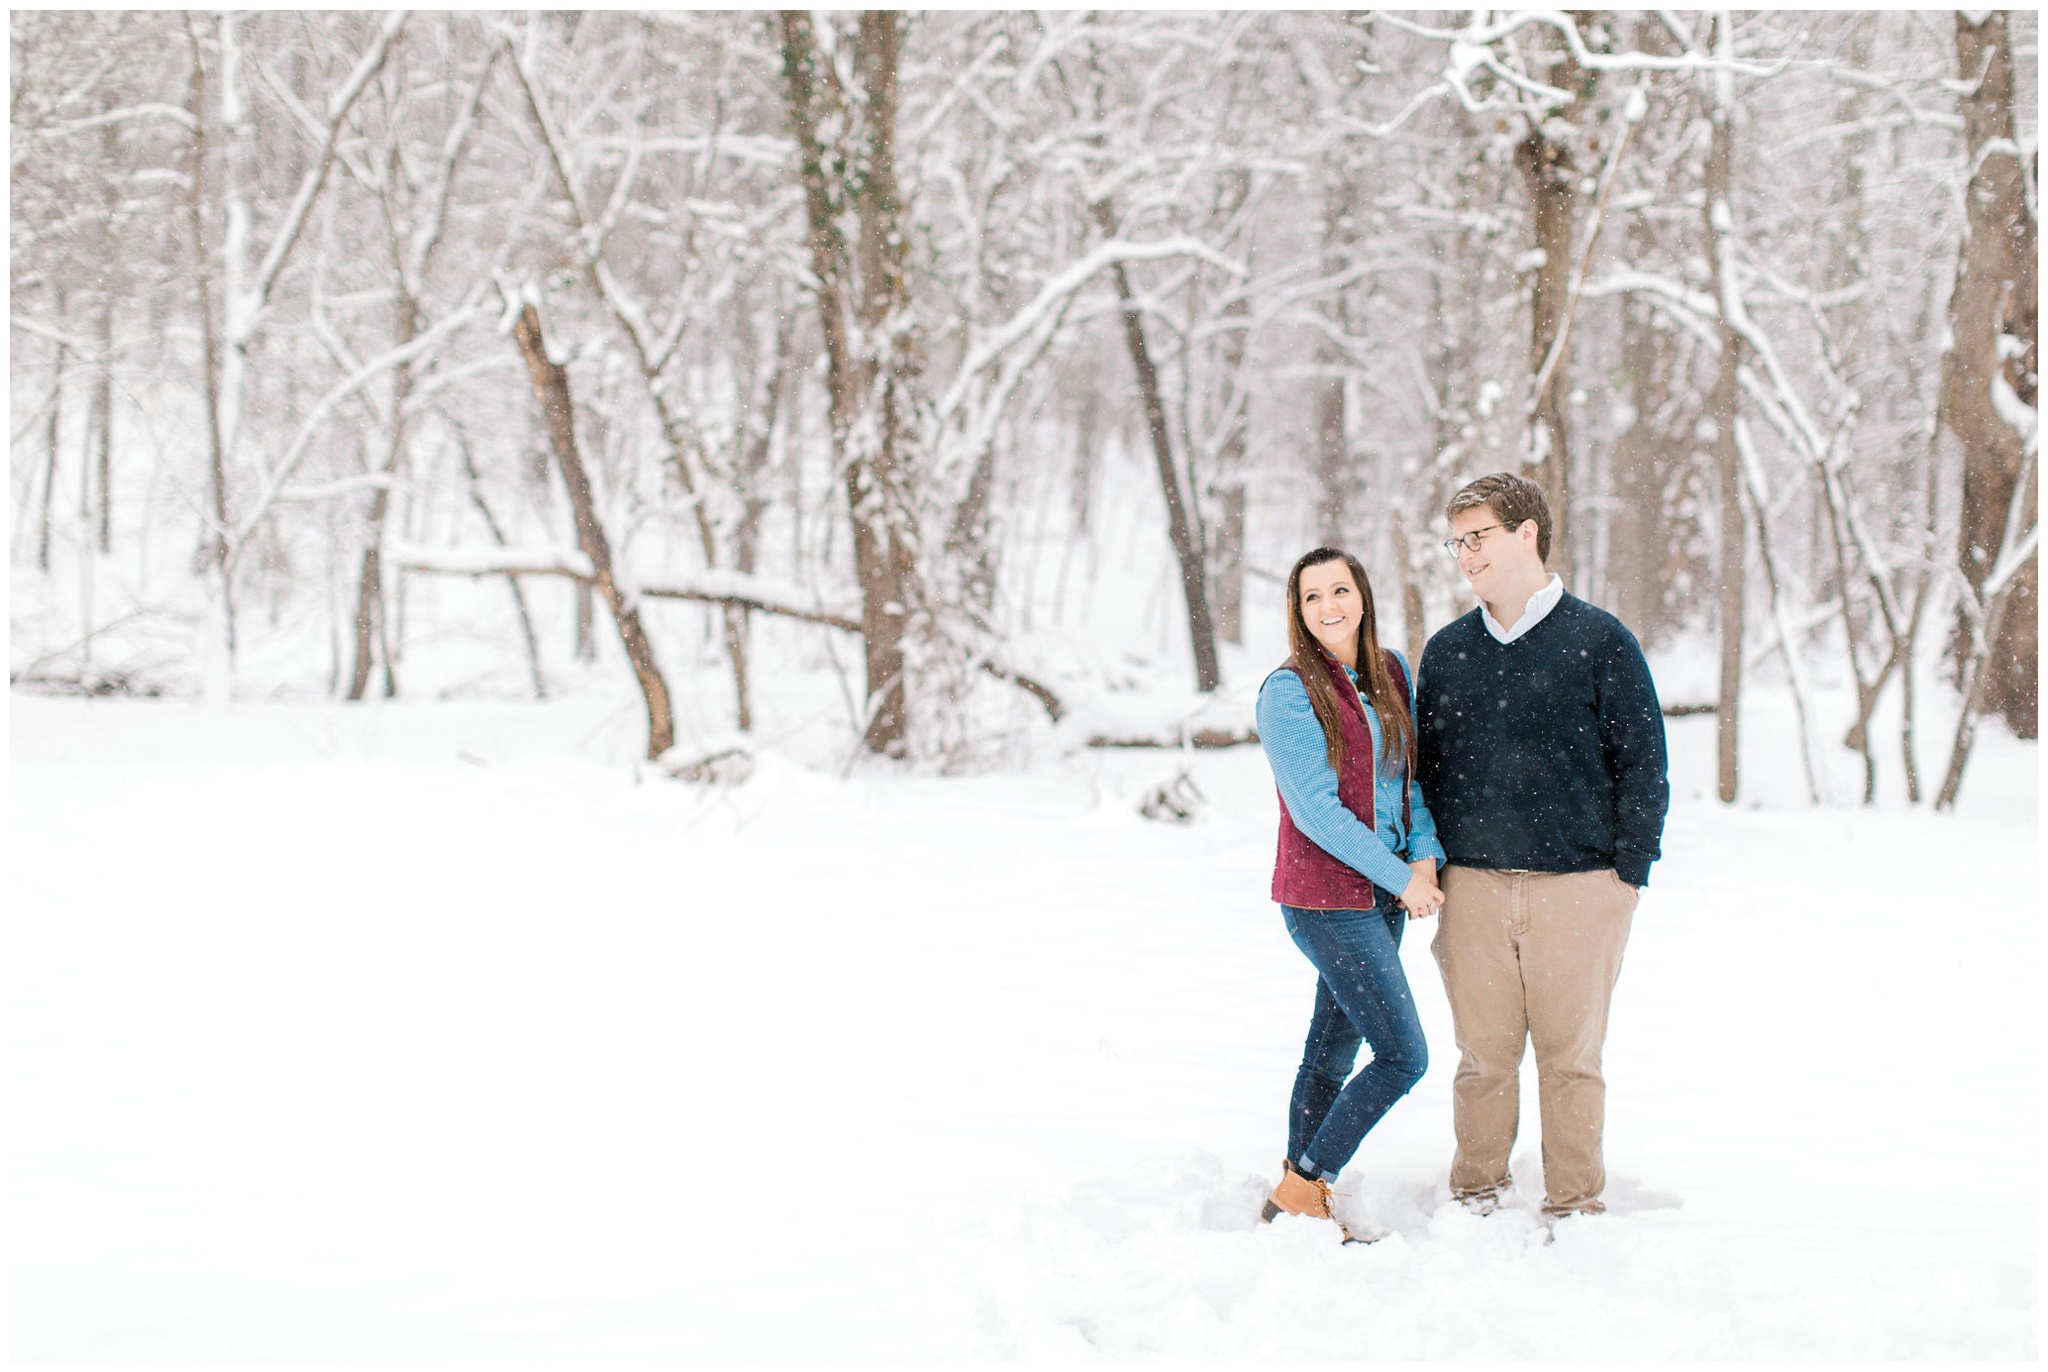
[1284,547,1415,777]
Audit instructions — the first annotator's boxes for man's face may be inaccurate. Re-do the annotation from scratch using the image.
[1450,504,1542,602]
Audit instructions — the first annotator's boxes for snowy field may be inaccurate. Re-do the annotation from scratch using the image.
[8,677,2039,1360]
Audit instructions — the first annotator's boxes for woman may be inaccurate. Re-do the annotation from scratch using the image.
[1255,547,1444,1243]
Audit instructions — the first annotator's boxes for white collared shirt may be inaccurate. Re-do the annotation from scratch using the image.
[1480,573,1565,644]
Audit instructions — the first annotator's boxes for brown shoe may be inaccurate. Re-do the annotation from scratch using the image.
[1261,1159,1334,1223]
[1259,1159,1379,1243]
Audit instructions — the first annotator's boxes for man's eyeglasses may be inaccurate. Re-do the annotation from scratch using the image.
[1442,522,1516,556]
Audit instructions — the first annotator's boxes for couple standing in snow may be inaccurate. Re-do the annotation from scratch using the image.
[1255,472,1670,1243]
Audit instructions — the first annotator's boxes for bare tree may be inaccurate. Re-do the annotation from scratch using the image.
[1701,14,1747,804]
[510,299,674,759]
[340,37,497,701]
[777,10,925,754]
[10,9,2024,793]
[1941,11,2038,741]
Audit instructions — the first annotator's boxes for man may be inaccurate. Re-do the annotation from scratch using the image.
[1415,472,1669,1220]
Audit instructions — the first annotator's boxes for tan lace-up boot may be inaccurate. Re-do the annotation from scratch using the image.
[1261,1161,1374,1243]
[1261,1160,1334,1223]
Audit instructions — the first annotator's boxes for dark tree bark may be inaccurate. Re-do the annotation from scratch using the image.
[1092,200,1222,693]
[778,9,923,754]
[512,302,674,760]
[1943,12,2038,739]
[1516,126,1578,569]
[1513,16,1599,577]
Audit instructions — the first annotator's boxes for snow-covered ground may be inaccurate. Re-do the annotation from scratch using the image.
[8,680,2038,1359]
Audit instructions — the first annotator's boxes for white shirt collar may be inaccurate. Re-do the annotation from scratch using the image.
[1480,573,1565,644]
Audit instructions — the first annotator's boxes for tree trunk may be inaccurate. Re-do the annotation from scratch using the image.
[90,290,114,555]
[1608,223,1701,648]
[778,9,922,755]
[1212,484,1245,644]
[948,438,1000,631]
[347,302,415,702]
[1207,172,1252,646]
[1898,599,1923,803]
[1312,360,1347,546]
[1093,201,1221,692]
[346,521,385,701]
[38,330,65,573]
[1936,511,2036,809]
[504,36,752,731]
[453,424,547,700]
[574,581,596,662]
[725,297,790,731]
[1515,126,1579,574]
[1389,520,1427,660]
[511,302,674,760]
[1943,11,2039,739]
[1312,158,1357,551]
[181,19,239,688]
[1703,22,1746,806]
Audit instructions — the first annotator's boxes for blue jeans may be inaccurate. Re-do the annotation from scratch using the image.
[1281,903,1429,1180]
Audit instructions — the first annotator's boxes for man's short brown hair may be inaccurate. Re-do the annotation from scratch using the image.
[1446,472,1552,563]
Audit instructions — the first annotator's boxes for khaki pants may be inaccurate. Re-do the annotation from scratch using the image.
[1430,866,1637,1215]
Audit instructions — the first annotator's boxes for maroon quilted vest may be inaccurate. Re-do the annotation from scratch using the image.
[1270,648,1413,911]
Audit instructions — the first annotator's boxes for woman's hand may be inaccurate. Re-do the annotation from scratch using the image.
[1399,860,1443,920]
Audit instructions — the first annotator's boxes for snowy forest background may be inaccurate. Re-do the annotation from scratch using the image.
[10,11,2041,1359]
[10,9,2040,802]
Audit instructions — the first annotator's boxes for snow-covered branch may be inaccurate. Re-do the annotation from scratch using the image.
[241,12,409,326]
[231,298,484,550]
[937,235,1245,425]
[391,542,595,580]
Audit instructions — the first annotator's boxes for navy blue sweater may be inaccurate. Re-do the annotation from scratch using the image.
[1416,593,1669,888]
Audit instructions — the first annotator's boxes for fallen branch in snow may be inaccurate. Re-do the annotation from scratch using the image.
[969,656,1067,723]
[391,542,594,580]
[391,549,1069,722]
[1087,728,1260,750]
[641,586,858,632]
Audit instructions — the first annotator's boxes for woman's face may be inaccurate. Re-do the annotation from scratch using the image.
[1297,559,1365,665]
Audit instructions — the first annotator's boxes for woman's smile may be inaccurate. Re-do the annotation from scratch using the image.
[1297,561,1363,665]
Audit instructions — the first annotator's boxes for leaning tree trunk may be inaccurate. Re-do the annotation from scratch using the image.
[1943,11,2038,740]
[1093,201,1221,693]
[511,302,674,760]
[1702,22,1746,805]
[779,9,923,755]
